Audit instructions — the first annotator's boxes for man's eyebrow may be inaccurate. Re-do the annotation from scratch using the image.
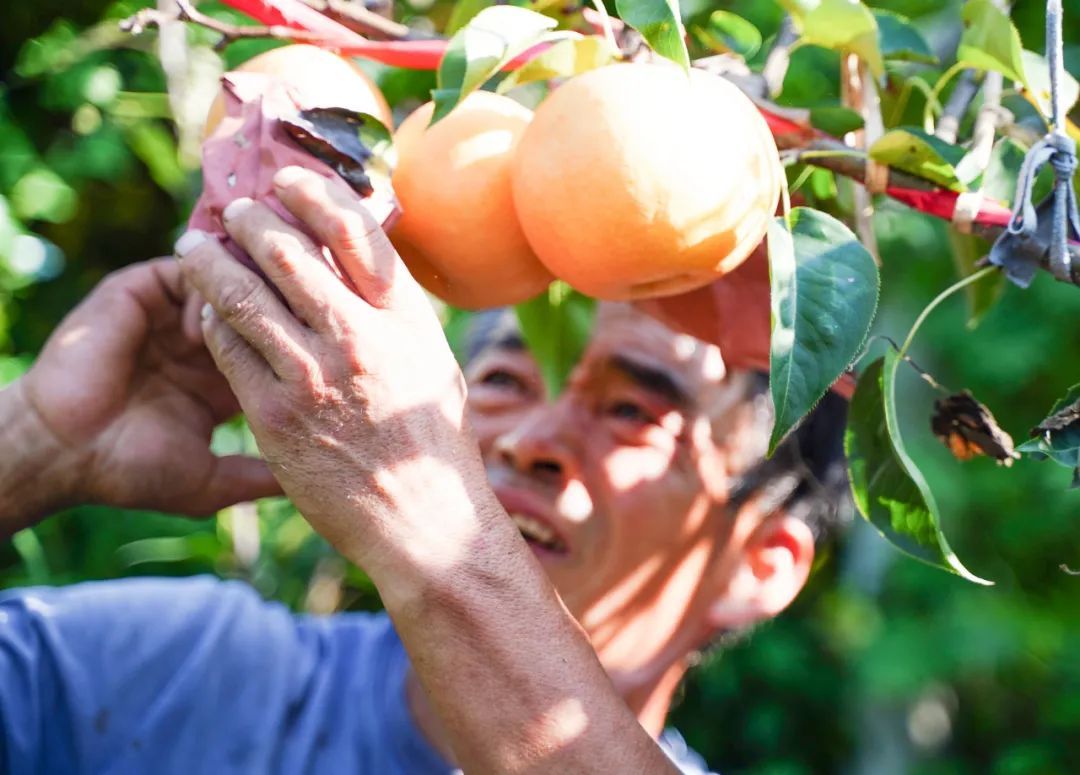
[608,354,692,409]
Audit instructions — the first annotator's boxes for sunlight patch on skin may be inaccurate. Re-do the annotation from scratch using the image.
[672,333,699,361]
[507,698,590,768]
[701,345,726,381]
[579,551,666,634]
[555,479,593,524]
[58,326,90,349]
[604,446,676,492]
[584,537,719,670]
[372,455,488,572]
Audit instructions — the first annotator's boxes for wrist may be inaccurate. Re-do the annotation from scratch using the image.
[354,460,524,614]
[0,379,82,532]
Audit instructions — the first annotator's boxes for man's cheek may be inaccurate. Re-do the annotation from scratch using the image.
[603,448,673,493]
[469,411,521,457]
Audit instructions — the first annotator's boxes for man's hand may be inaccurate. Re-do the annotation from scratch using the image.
[176,166,679,774]
[175,166,495,584]
[1,259,280,532]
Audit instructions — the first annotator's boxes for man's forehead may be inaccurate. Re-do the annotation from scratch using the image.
[468,304,727,387]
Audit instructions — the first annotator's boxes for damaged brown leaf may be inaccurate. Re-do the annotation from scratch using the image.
[281,107,393,199]
[1031,396,1080,434]
[931,391,1020,466]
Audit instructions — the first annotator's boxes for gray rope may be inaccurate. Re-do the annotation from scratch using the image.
[990,0,1079,284]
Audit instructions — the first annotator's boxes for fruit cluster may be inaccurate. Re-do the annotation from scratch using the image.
[394,63,783,309]
[204,46,784,310]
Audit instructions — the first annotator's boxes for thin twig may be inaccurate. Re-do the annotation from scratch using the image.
[898,266,997,359]
[935,70,981,144]
[121,0,333,49]
[956,71,1005,183]
[297,0,432,41]
[761,15,797,98]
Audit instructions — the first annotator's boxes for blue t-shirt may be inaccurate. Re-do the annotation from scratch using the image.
[0,576,713,774]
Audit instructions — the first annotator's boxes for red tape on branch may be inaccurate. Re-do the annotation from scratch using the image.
[886,187,1013,228]
[220,0,546,69]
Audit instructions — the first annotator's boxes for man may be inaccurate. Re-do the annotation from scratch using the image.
[0,166,847,773]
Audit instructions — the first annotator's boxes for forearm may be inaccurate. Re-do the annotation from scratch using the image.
[370,481,678,775]
[0,380,78,536]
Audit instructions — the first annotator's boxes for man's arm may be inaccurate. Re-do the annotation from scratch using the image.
[177,166,678,774]
[0,380,78,531]
[0,259,280,538]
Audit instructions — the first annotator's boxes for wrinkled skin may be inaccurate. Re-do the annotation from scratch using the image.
[176,166,495,582]
[16,259,280,518]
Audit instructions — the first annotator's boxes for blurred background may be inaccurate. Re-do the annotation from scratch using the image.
[2,1,1079,773]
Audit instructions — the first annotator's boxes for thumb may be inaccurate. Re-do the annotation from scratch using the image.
[190,455,283,515]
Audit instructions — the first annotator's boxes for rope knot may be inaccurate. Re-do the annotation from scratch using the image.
[1049,131,1077,179]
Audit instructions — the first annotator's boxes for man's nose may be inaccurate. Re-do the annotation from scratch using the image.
[493,404,578,484]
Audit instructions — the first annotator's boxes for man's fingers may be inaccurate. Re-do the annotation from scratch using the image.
[176,231,313,381]
[183,290,206,345]
[191,455,283,515]
[199,304,275,393]
[220,197,352,327]
[272,166,405,309]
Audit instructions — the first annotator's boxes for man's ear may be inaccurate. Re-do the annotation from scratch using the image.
[705,513,815,631]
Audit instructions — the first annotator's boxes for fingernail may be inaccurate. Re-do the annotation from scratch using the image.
[273,166,307,189]
[174,230,208,259]
[222,197,254,223]
[201,303,214,322]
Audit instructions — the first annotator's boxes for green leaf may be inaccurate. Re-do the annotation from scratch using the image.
[446,0,495,36]
[498,36,616,93]
[515,281,596,397]
[869,127,968,192]
[1018,384,1080,484]
[767,208,879,453]
[122,121,187,197]
[614,0,689,72]
[797,0,884,79]
[0,114,41,190]
[14,20,79,78]
[1020,48,1080,120]
[10,167,78,223]
[808,105,864,136]
[693,10,762,59]
[873,10,936,64]
[957,0,1028,89]
[844,353,992,584]
[433,6,559,123]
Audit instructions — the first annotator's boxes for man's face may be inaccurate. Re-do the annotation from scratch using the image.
[465,304,766,670]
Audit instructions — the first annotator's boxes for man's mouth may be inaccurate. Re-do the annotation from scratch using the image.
[509,512,568,555]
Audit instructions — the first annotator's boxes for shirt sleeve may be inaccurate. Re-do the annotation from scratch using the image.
[0,575,425,775]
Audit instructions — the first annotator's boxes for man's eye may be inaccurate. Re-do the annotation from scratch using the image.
[606,401,655,424]
[480,369,526,391]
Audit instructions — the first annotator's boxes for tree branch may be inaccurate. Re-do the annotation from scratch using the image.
[120,0,334,49]
[296,0,433,41]
[935,70,981,144]
[761,15,797,98]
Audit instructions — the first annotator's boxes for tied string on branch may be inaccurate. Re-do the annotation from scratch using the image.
[990,0,1080,286]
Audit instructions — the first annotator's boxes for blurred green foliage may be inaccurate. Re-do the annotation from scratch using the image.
[2,1,1080,773]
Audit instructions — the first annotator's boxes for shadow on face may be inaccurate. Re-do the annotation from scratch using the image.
[462,303,793,672]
